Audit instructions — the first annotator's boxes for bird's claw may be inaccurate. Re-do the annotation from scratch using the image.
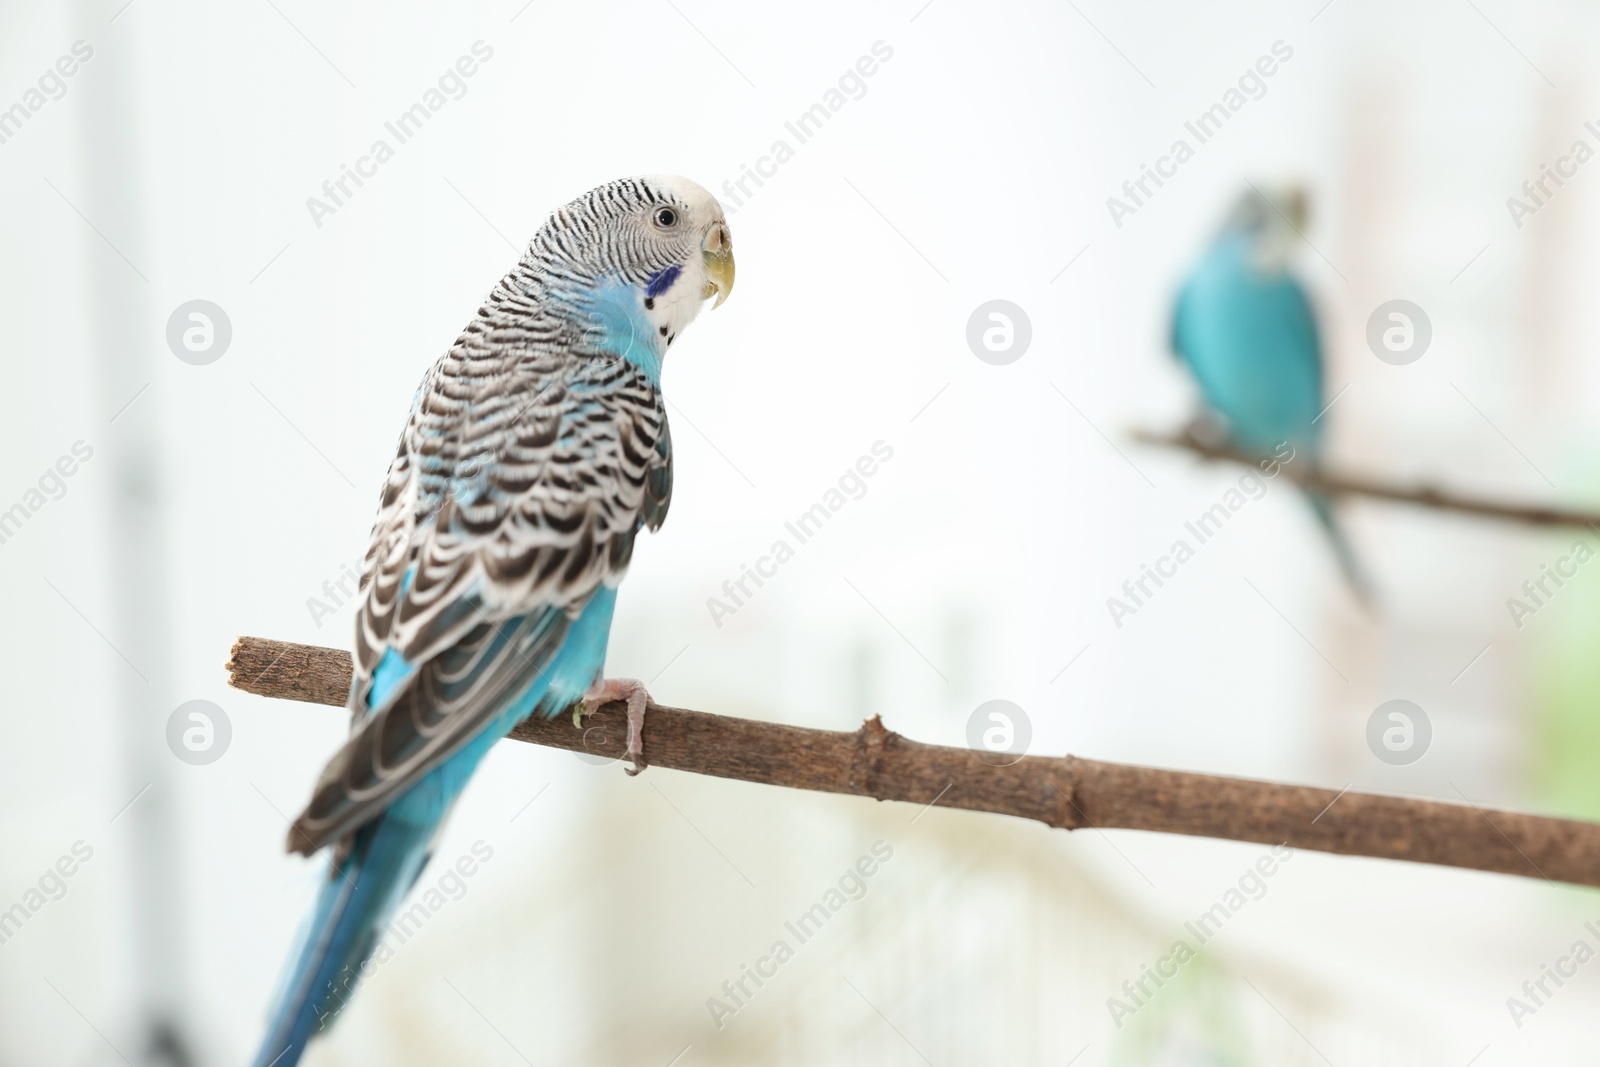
[582,676,651,776]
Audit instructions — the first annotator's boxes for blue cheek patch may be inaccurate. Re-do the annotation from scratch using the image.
[580,278,664,387]
[645,264,682,298]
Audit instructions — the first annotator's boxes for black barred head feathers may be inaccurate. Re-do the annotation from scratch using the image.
[528,176,734,356]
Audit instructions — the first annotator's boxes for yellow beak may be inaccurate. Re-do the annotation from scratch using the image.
[701,222,735,309]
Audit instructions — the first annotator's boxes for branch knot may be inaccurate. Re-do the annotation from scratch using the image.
[850,715,893,799]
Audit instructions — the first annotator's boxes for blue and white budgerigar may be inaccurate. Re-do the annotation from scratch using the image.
[252,175,735,1067]
[1171,185,1371,603]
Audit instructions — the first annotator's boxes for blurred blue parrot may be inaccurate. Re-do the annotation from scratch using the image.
[252,175,735,1067]
[1171,185,1372,603]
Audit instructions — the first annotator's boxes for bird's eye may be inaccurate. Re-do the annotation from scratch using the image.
[652,207,678,228]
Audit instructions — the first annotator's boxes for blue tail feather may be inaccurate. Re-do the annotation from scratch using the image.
[253,587,622,1067]
[1307,490,1376,610]
[252,644,442,1067]
[252,812,437,1067]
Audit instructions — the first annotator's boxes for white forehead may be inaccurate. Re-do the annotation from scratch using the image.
[638,174,725,220]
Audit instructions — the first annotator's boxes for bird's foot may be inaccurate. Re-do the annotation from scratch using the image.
[1181,412,1228,450]
[581,676,652,776]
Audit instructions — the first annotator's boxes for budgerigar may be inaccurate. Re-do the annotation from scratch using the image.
[1171,185,1371,603]
[252,175,735,1067]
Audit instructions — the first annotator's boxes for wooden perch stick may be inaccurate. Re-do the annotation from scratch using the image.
[1132,427,1600,529]
[229,635,1600,889]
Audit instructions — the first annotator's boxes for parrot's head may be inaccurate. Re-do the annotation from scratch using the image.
[538,175,734,368]
[1222,183,1308,272]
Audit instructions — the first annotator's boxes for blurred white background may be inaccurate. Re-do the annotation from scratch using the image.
[4,0,1600,1063]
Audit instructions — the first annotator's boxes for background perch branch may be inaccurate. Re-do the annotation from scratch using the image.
[230,635,1600,889]
[1132,426,1600,529]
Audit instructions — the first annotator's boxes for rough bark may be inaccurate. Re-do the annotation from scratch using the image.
[229,635,1600,888]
